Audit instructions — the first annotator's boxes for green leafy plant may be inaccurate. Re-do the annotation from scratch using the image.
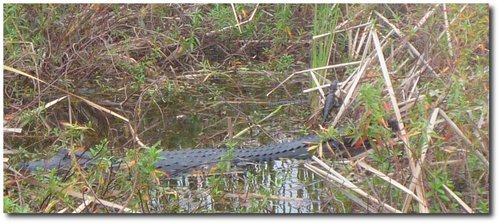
[3,197,31,213]
[274,53,294,72]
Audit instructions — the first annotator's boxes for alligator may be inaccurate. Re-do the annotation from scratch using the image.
[16,78,377,177]
[17,134,365,176]
[321,80,341,124]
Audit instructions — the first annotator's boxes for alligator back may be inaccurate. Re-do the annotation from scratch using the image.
[17,134,341,176]
[17,150,93,173]
[154,134,331,175]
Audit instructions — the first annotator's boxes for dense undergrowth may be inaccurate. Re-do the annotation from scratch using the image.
[3,4,489,213]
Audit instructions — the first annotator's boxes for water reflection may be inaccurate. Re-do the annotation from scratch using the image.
[150,159,346,213]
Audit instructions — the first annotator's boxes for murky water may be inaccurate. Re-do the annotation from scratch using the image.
[147,160,350,213]
[10,70,356,213]
[108,71,349,213]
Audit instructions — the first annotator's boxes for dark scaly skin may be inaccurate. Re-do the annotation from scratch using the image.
[17,134,348,176]
[17,150,94,173]
[321,80,340,124]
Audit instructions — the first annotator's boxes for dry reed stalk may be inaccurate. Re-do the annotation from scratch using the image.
[437,5,468,40]
[400,64,427,98]
[330,60,367,127]
[232,105,282,139]
[356,160,426,206]
[429,159,464,167]
[398,95,424,107]
[407,74,422,100]
[354,13,372,59]
[3,128,22,134]
[413,4,440,31]
[308,156,402,213]
[20,175,135,213]
[336,22,371,35]
[309,71,326,102]
[439,109,472,146]
[302,82,341,93]
[467,109,488,155]
[230,3,242,33]
[351,23,361,58]
[438,109,489,168]
[442,184,474,213]
[385,4,439,92]
[4,65,148,148]
[441,4,454,57]
[4,65,129,122]
[373,30,429,212]
[404,108,439,212]
[304,163,378,213]
[389,58,410,76]
[73,199,94,213]
[206,4,259,36]
[45,95,68,109]
[330,24,374,127]
[267,61,360,96]
[374,11,439,77]
[57,208,68,213]
[312,20,368,40]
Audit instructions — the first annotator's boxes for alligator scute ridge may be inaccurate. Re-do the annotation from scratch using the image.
[17,134,349,176]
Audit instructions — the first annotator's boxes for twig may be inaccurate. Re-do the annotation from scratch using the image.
[413,4,439,31]
[267,61,360,97]
[389,58,410,76]
[439,110,472,145]
[309,71,326,102]
[308,156,402,213]
[232,105,282,139]
[313,22,370,39]
[73,199,94,213]
[4,65,129,122]
[438,5,468,40]
[304,163,378,213]
[303,80,346,93]
[230,4,242,33]
[351,22,361,58]
[19,175,135,213]
[206,4,259,37]
[442,184,474,213]
[3,128,22,133]
[429,159,464,167]
[438,109,489,168]
[467,109,488,155]
[44,95,68,109]
[354,13,372,59]
[57,208,68,213]
[298,61,362,76]
[357,160,426,206]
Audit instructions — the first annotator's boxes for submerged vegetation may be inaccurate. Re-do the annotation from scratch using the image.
[3,4,489,214]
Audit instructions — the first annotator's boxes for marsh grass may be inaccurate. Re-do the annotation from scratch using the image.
[3,4,489,213]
